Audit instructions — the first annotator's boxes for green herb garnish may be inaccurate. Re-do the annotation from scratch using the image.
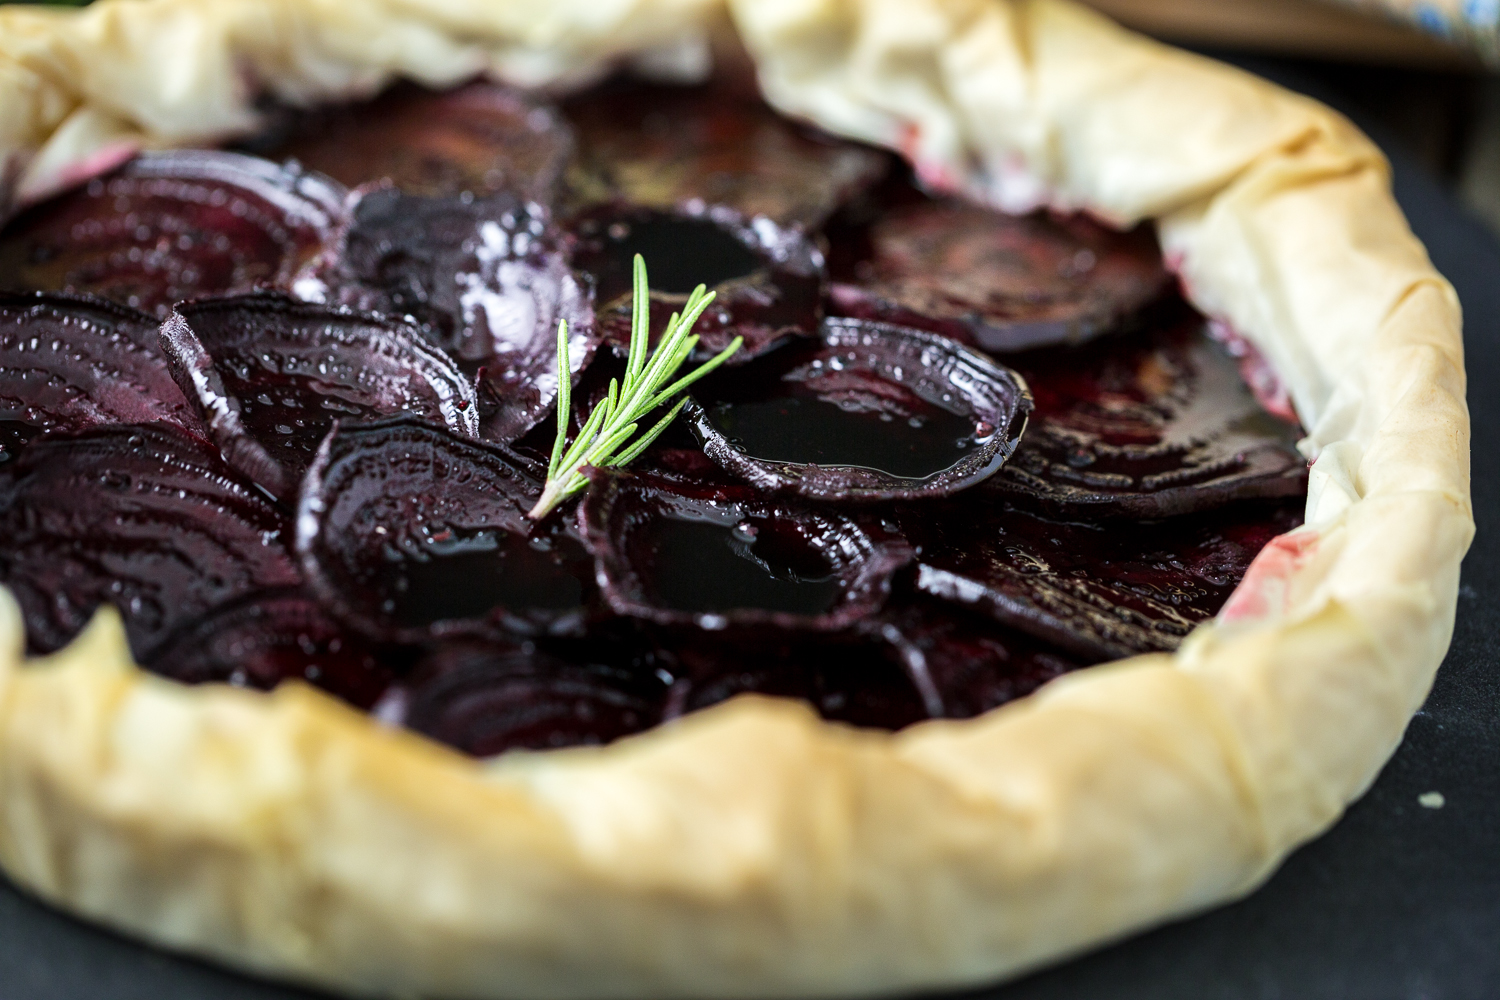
[527,255,743,521]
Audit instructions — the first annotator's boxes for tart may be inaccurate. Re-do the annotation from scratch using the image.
[0,1,1471,999]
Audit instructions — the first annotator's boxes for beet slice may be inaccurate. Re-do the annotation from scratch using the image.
[0,423,300,656]
[0,151,347,317]
[663,632,929,731]
[161,293,479,500]
[257,81,574,203]
[827,200,1170,352]
[379,638,668,756]
[570,205,824,363]
[309,188,595,443]
[0,292,204,441]
[298,417,595,643]
[685,317,1031,502]
[581,471,912,633]
[877,598,1080,718]
[983,316,1308,518]
[146,589,393,709]
[896,496,1304,661]
[563,79,890,229]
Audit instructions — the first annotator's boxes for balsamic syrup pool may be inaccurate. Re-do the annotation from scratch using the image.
[644,513,840,616]
[580,211,762,297]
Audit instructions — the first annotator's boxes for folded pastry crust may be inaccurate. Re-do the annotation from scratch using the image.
[0,1,1471,997]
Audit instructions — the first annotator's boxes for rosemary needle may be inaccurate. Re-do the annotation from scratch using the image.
[526,254,743,520]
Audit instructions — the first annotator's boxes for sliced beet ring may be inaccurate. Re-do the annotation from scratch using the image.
[0,151,347,317]
[570,205,823,362]
[580,470,913,633]
[161,292,480,501]
[297,417,595,644]
[686,317,1032,502]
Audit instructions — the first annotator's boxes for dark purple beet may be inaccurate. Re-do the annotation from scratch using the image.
[685,317,1031,502]
[984,316,1308,518]
[663,632,929,731]
[0,152,347,317]
[309,188,595,443]
[827,200,1169,352]
[580,470,912,633]
[570,205,823,362]
[298,417,595,643]
[379,638,668,756]
[160,293,479,500]
[0,292,205,441]
[877,598,1080,718]
[0,423,300,656]
[146,589,393,709]
[563,79,890,229]
[896,496,1305,661]
[256,81,574,203]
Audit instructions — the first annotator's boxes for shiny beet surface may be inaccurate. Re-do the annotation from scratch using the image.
[581,471,912,632]
[563,79,890,228]
[828,199,1170,352]
[985,316,1308,518]
[570,205,823,362]
[899,496,1305,660]
[0,152,346,317]
[161,293,479,500]
[0,423,300,656]
[298,418,595,643]
[686,317,1031,501]
[0,292,205,440]
[147,589,393,709]
[313,188,595,442]
[384,639,668,756]
[255,81,575,203]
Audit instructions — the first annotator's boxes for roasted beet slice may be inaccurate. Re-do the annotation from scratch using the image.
[146,589,393,709]
[685,317,1031,502]
[570,205,823,362]
[827,200,1170,352]
[298,418,595,643]
[377,638,667,756]
[309,188,595,443]
[563,79,890,229]
[663,632,929,731]
[581,471,912,632]
[0,292,204,440]
[0,423,300,656]
[0,151,346,317]
[896,496,1304,661]
[161,293,479,500]
[983,316,1308,518]
[877,598,1080,718]
[256,81,574,203]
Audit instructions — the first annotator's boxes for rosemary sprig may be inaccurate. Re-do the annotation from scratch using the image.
[526,254,743,520]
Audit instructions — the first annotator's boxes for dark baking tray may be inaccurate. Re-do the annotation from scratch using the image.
[1,59,1495,1000]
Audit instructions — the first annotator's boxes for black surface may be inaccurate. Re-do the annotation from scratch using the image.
[1,60,1497,1000]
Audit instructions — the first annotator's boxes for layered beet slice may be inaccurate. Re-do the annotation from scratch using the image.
[686,318,1031,501]
[570,205,823,362]
[298,418,595,643]
[0,151,346,317]
[161,293,479,500]
[580,471,912,632]
[0,423,301,656]
[897,496,1304,661]
[378,638,668,756]
[147,589,392,709]
[984,316,1308,517]
[311,188,595,443]
[828,200,1170,352]
[0,292,204,446]
[563,79,890,229]
[256,81,575,203]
